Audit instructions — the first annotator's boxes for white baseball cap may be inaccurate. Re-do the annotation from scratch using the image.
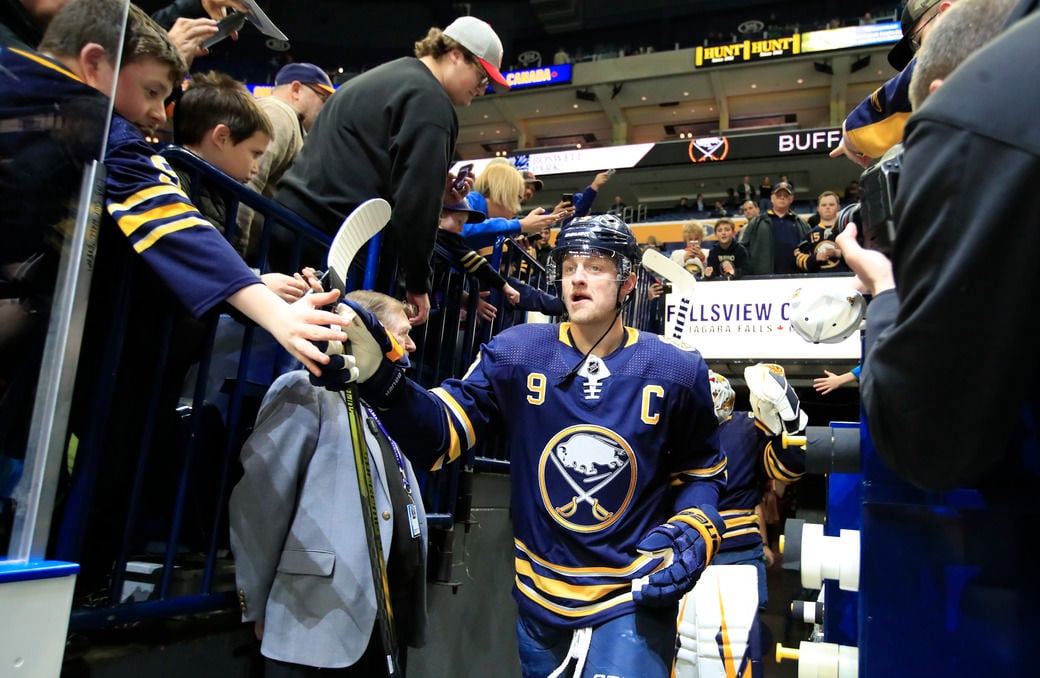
[790,286,866,344]
[443,16,508,87]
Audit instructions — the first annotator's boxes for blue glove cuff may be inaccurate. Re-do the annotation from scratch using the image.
[358,358,406,407]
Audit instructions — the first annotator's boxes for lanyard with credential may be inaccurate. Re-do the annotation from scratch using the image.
[365,405,422,539]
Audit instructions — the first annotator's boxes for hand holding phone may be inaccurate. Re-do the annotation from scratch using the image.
[202,12,247,49]
[561,193,574,204]
[453,163,474,192]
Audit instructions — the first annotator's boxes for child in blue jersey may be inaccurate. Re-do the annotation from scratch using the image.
[100,4,348,367]
[31,0,347,373]
[321,214,728,678]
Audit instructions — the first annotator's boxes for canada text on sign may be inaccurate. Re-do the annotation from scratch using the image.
[503,64,573,90]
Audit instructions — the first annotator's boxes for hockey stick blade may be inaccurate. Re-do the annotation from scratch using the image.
[641,249,697,349]
[325,196,400,675]
[325,198,392,294]
[641,248,696,293]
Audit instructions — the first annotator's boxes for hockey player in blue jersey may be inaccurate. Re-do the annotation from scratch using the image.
[318,214,727,677]
[707,368,806,609]
[673,369,805,678]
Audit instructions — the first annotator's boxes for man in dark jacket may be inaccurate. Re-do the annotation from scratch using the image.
[839,0,1036,492]
[275,17,507,325]
[737,181,811,275]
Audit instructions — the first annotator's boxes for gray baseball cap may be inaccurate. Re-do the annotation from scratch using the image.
[443,16,508,87]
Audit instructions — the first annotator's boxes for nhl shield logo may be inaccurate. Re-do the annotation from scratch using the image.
[539,425,637,532]
[689,136,730,163]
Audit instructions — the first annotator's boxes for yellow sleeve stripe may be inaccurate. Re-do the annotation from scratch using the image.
[721,513,759,531]
[721,526,760,540]
[431,387,475,449]
[461,351,483,380]
[514,559,630,601]
[108,184,186,213]
[129,215,213,254]
[459,251,489,273]
[111,199,206,237]
[10,48,83,83]
[845,111,911,159]
[764,444,804,482]
[431,411,464,472]
[515,538,661,577]
[719,511,761,536]
[514,578,633,619]
[670,456,727,480]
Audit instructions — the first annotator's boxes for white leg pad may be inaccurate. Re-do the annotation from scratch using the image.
[674,564,760,678]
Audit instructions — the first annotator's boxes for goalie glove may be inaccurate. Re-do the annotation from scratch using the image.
[745,363,808,436]
[312,299,407,406]
[631,506,723,607]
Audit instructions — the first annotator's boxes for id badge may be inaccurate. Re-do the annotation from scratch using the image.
[406,503,421,539]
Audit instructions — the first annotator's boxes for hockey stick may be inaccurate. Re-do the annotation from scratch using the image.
[641,248,697,349]
[323,198,402,677]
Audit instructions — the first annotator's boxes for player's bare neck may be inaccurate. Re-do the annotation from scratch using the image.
[570,319,624,358]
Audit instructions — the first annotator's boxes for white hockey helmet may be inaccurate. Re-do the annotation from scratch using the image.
[707,370,735,423]
[790,286,866,344]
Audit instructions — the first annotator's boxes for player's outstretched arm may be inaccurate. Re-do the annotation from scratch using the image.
[227,285,348,376]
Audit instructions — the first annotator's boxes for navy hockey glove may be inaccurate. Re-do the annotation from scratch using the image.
[632,507,723,607]
[340,299,408,406]
[309,353,359,390]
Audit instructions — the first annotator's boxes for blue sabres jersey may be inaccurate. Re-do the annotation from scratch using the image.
[105,116,259,318]
[0,47,108,268]
[405,322,726,628]
[717,412,805,553]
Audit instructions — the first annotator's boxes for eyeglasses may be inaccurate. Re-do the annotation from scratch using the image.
[909,8,940,52]
[303,82,331,103]
[465,55,490,89]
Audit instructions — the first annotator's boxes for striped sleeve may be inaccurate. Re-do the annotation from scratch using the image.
[845,60,915,159]
[104,121,260,317]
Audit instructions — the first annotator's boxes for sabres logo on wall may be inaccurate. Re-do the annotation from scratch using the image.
[689,136,730,163]
[539,425,637,533]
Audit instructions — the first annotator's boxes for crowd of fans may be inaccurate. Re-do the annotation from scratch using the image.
[0,0,871,674]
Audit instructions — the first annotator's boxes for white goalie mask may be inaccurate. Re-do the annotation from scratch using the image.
[790,286,866,344]
[707,370,735,423]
